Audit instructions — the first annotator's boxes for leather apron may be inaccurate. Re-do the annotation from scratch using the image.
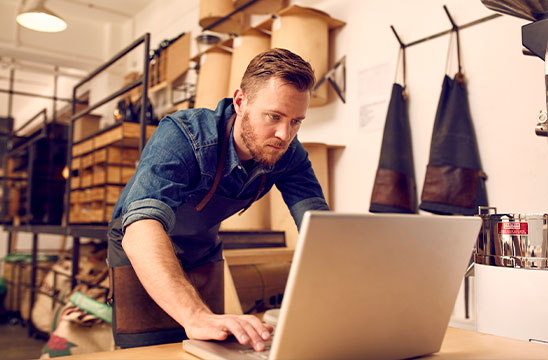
[107,114,266,348]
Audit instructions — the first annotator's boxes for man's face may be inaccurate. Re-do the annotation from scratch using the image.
[234,77,310,167]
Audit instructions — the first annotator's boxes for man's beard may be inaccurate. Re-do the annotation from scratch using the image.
[241,112,288,167]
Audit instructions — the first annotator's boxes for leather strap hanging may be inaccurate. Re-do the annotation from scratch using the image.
[445,27,465,84]
[394,42,408,100]
[195,114,266,213]
[195,114,236,211]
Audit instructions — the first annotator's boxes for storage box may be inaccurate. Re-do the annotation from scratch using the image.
[166,33,191,84]
[73,114,101,142]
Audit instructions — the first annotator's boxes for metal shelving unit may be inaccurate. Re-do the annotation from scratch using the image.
[2,33,151,338]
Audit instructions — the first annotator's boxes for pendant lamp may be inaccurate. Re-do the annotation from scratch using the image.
[16,0,67,33]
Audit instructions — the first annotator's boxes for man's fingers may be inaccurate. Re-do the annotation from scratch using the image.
[185,313,273,351]
[223,318,250,345]
[243,315,272,341]
[240,321,266,351]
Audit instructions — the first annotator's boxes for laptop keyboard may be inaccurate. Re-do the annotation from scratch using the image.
[238,345,271,359]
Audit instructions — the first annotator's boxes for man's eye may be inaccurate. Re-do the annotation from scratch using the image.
[291,119,303,126]
[268,114,280,121]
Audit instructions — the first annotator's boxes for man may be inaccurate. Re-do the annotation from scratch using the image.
[107,48,329,351]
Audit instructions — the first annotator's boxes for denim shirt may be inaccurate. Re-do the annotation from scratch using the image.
[110,98,329,237]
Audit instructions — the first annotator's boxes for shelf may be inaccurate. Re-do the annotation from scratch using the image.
[223,247,294,266]
[2,224,108,239]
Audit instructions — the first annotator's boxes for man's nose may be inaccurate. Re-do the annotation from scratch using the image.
[274,121,291,142]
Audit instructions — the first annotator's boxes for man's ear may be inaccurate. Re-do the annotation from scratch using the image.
[233,88,245,116]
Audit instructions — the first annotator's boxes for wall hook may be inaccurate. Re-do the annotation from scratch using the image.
[313,56,346,104]
[390,25,406,48]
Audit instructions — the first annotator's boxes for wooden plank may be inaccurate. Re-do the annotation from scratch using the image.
[88,187,102,202]
[71,157,80,170]
[88,209,103,223]
[94,148,107,164]
[94,147,139,165]
[106,185,123,204]
[223,257,243,315]
[81,173,93,188]
[69,204,82,223]
[70,176,80,190]
[94,126,123,150]
[223,248,294,266]
[81,153,94,169]
[42,327,548,359]
[93,165,135,185]
[107,166,135,185]
[72,138,94,157]
[105,205,115,222]
[70,190,82,204]
[93,123,156,150]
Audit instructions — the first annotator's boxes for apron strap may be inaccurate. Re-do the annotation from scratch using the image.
[195,113,267,213]
[195,113,236,212]
[394,46,407,100]
[445,30,465,84]
[238,173,267,215]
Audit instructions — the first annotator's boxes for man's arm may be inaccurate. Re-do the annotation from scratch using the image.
[122,219,272,351]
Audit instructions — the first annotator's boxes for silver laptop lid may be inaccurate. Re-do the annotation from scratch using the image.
[270,212,481,360]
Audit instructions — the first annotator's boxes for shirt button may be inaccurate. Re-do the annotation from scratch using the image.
[237,165,243,170]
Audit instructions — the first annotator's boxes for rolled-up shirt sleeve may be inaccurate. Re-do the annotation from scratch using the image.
[119,117,200,233]
[122,198,176,233]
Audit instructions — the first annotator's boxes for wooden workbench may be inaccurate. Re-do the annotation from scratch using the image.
[57,327,548,359]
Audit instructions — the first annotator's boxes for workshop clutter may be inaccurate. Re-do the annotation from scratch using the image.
[69,122,157,224]
[37,242,113,358]
[231,263,291,313]
[194,4,345,109]
[2,253,58,320]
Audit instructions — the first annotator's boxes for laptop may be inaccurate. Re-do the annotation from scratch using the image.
[183,211,482,360]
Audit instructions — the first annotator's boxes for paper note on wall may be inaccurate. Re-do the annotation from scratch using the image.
[358,62,390,132]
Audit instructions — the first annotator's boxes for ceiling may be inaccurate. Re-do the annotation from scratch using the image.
[0,0,153,123]
[27,0,151,23]
[0,0,153,67]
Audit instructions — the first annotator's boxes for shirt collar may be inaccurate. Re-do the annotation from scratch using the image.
[223,126,276,177]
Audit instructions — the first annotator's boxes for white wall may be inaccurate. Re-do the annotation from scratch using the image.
[129,0,548,215]
[3,0,547,270]
[297,0,547,215]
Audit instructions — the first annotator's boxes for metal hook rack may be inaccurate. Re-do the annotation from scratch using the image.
[390,6,501,49]
[313,56,347,104]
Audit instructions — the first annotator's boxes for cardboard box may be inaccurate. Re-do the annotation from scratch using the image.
[166,33,191,84]
[73,114,101,142]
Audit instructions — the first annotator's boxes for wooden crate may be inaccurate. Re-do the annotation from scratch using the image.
[94,123,156,150]
[94,147,139,166]
[70,190,82,204]
[81,169,93,188]
[68,122,157,224]
[69,185,121,223]
[72,138,93,157]
[71,157,81,171]
[81,153,94,169]
[92,165,135,185]
[70,176,80,190]
[73,114,101,142]
[83,185,123,203]
[69,204,82,223]
[71,203,115,223]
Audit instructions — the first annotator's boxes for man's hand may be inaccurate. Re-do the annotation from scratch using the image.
[123,219,273,352]
[184,311,274,352]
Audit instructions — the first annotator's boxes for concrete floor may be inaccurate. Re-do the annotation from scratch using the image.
[0,319,47,360]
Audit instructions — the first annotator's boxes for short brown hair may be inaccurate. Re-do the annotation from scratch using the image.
[240,48,315,102]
